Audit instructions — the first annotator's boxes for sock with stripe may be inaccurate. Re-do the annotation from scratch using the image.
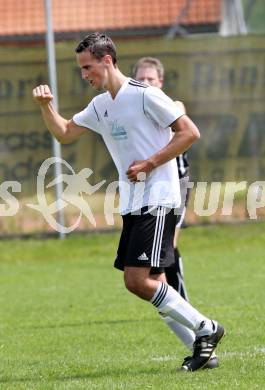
[151,282,214,337]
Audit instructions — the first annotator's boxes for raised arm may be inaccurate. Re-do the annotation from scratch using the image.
[32,84,87,144]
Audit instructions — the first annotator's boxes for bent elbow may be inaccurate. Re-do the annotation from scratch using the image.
[54,132,72,145]
[60,136,72,145]
[53,134,67,144]
[195,128,201,140]
[191,126,200,142]
[59,122,75,144]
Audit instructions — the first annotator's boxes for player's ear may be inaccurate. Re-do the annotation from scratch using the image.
[103,54,113,66]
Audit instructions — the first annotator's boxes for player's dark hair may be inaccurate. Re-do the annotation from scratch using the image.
[75,32,117,65]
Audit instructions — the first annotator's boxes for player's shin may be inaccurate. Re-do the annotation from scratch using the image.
[159,313,195,351]
[151,282,214,337]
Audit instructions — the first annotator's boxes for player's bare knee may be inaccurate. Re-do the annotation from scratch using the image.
[150,272,167,282]
[124,272,140,294]
[124,269,149,297]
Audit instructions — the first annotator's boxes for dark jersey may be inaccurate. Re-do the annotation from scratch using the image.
[176,152,189,179]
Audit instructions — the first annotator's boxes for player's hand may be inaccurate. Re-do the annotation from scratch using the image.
[32,84,53,106]
[126,160,154,183]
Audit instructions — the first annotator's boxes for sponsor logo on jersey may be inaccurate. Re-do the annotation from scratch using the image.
[110,120,128,140]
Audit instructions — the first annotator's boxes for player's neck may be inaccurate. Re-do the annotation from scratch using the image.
[106,69,127,99]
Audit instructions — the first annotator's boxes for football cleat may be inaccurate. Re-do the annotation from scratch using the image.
[204,356,219,369]
[182,355,219,370]
[181,322,225,372]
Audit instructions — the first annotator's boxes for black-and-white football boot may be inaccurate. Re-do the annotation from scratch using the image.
[181,322,225,372]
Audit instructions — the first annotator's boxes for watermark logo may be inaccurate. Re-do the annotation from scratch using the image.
[0,181,21,216]
[27,157,105,233]
[1,157,265,233]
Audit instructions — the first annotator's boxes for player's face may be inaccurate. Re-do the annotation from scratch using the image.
[77,51,108,91]
[135,66,163,88]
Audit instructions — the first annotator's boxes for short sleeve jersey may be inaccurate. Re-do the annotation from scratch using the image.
[73,78,184,215]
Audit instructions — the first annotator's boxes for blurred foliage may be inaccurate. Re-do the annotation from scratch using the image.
[243,0,265,33]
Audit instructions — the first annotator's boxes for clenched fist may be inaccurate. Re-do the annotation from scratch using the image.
[32,84,53,106]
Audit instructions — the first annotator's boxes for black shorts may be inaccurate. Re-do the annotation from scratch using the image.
[114,206,178,272]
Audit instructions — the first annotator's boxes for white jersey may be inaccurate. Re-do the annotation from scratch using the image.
[73,78,184,215]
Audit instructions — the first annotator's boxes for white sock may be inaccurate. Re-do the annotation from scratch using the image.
[160,313,195,351]
[151,282,214,336]
[160,315,218,358]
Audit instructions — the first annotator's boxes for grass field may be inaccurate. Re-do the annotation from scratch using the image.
[0,222,265,389]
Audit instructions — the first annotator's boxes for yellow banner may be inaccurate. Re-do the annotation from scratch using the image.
[0,35,264,200]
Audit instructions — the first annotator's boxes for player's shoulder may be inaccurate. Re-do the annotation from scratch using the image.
[143,85,171,102]
[93,91,109,104]
[127,80,164,99]
[128,78,149,89]
[91,91,110,112]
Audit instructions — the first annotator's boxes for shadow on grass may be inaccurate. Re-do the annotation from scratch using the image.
[16,317,159,330]
[0,366,178,385]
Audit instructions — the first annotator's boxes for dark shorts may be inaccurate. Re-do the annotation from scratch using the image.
[114,206,178,273]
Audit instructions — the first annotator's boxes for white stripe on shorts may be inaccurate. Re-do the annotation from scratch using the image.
[151,206,166,267]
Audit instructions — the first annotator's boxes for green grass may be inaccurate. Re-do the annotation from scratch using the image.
[0,222,265,389]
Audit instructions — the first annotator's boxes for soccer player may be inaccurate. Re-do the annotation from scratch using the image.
[32,32,225,371]
[132,57,218,368]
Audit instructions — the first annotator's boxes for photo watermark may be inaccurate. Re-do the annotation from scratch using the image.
[0,157,264,233]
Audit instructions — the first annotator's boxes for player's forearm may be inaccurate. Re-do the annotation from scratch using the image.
[148,119,200,169]
[147,139,189,170]
[40,103,70,143]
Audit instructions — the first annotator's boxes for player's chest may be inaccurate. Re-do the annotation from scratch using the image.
[100,100,143,141]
